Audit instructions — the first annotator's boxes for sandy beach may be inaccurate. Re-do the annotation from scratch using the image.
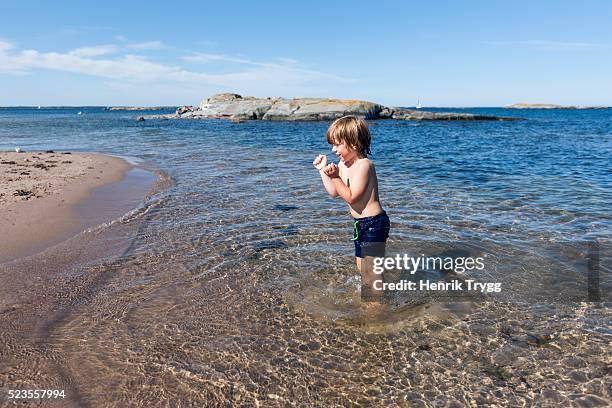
[0,151,131,263]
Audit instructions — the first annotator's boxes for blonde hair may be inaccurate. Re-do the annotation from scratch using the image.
[325,116,372,157]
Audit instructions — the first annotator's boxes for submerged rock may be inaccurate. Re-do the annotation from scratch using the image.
[139,113,178,120]
[526,333,553,346]
[107,106,176,111]
[388,107,517,121]
[176,105,195,115]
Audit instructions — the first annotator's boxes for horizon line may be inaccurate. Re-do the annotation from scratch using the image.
[1,105,610,109]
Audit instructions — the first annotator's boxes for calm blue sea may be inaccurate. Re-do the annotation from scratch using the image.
[1,107,610,405]
[2,106,610,300]
[1,106,610,242]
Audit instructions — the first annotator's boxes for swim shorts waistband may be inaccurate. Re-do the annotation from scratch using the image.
[352,211,387,223]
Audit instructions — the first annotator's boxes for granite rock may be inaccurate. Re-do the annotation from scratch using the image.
[261,98,383,121]
[140,93,519,122]
[389,107,517,121]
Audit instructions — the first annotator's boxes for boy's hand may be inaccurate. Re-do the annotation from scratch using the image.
[323,163,339,178]
[313,154,327,170]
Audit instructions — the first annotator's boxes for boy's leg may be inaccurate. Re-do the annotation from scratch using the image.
[355,256,362,273]
[360,254,384,302]
[358,213,390,304]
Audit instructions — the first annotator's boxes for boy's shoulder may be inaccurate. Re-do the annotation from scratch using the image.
[340,157,373,167]
[355,157,374,170]
[342,158,373,176]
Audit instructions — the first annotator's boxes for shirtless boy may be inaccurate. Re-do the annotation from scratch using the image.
[313,116,390,302]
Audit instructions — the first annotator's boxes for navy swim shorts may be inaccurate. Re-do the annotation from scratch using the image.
[351,211,390,258]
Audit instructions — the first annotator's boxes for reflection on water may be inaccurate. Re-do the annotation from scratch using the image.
[0,108,610,406]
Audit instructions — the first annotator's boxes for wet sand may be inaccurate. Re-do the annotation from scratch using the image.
[0,151,130,263]
[0,153,162,407]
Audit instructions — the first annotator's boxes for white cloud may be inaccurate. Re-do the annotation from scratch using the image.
[5,51,180,81]
[181,52,267,66]
[167,59,345,89]
[0,43,350,93]
[68,41,164,57]
[0,40,28,73]
[180,52,341,82]
[0,40,15,51]
[69,44,120,57]
[127,41,165,50]
[276,57,298,64]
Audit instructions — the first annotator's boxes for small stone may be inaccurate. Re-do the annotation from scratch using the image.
[574,395,609,407]
[527,334,552,346]
[542,389,564,402]
[568,370,588,383]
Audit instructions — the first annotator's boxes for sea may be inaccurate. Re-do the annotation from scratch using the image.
[0,107,610,406]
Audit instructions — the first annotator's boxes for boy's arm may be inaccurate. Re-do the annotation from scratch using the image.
[319,170,339,198]
[313,154,338,198]
[330,161,370,204]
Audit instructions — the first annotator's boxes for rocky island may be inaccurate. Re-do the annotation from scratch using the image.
[138,93,519,122]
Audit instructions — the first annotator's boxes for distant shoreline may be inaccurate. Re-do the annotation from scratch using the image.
[106,106,178,111]
[504,103,609,109]
[0,106,177,110]
[0,105,608,109]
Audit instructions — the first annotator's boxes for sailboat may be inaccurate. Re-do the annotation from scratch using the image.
[416,100,422,109]
[37,105,41,109]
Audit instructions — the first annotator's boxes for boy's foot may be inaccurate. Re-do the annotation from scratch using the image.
[360,284,384,303]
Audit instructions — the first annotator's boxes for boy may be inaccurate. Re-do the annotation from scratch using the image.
[313,116,390,302]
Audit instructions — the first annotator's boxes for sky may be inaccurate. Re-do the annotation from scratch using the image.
[1,0,611,107]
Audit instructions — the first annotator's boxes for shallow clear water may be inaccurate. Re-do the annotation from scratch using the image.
[0,107,610,406]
